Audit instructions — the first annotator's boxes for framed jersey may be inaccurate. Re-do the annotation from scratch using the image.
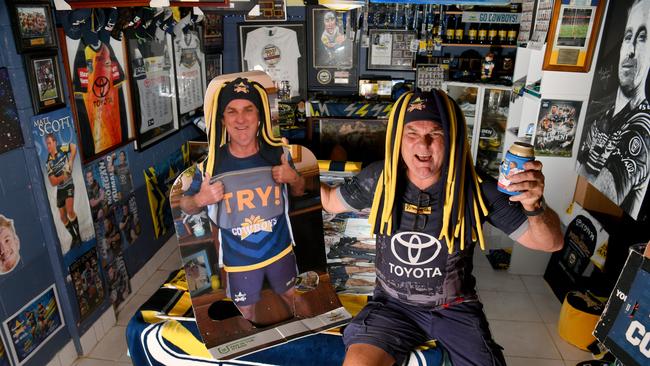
[126,27,180,150]
[173,27,206,127]
[59,29,135,163]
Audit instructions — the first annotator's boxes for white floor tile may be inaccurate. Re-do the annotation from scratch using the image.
[100,308,116,334]
[505,357,565,366]
[545,323,593,361]
[475,267,527,292]
[79,328,97,356]
[530,293,563,324]
[57,340,78,366]
[159,249,182,271]
[137,270,171,298]
[521,275,555,296]
[564,361,577,366]
[116,294,149,326]
[490,320,561,359]
[473,247,492,268]
[72,358,131,366]
[47,354,62,366]
[88,326,130,363]
[480,291,542,322]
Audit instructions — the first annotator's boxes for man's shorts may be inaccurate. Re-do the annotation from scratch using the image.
[226,251,297,307]
[343,286,506,366]
[56,185,75,208]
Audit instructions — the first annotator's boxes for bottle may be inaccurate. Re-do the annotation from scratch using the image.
[454,15,464,43]
[467,22,478,44]
[507,25,518,45]
[487,23,498,44]
[497,142,534,195]
[497,24,508,45]
[445,14,456,43]
[478,23,487,44]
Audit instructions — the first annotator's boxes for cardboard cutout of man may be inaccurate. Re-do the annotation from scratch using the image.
[321,90,564,365]
[180,77,305,324]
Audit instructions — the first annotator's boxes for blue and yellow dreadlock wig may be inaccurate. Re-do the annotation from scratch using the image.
[202,77,284,177]
[368,90,489,254]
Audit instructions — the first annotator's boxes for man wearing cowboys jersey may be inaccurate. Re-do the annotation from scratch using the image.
[321,90,563,366]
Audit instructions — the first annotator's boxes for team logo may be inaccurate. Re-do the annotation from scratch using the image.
[390,231,441,266]
[407,97,426,112]
[232,215,275,240]
[317,70,332,84]
[234,82,249,94]
[262,44,281,66]
[92,76,110,98]
[629,136,642,157]
[234,291,247,302]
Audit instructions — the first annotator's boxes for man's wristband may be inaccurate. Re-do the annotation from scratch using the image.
[523,197,546,217]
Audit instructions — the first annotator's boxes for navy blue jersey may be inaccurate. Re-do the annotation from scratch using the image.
[338,161,528,308]
[46,144,74,190]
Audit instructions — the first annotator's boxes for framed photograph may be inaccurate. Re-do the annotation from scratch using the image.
[202,11,224,51]
[205,54,223,83]
[2,285,64,366]
[8,1,57,53]
[368,29,416,71]
[542,0,605,72]
[183,249,214,296]
[532,99,582,157]
[126,29,179,150]
[69,247,105,321]
[24,52,65,114]
[59,28,135,163]
[173,28,207,126]
[308,7,359,91]
[245,0,287,22]
[238,22,307,100]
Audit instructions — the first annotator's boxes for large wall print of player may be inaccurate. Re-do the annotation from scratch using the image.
[31,108,95,266]
[533,99,582,157]
[314,9,353,68]
[575,0,650,219]
[169,75,349,359]
[69,247,105,320]
[61,9,134,161]
[173,22,206,126]
[2,285,64,366]
[125,16,179,150]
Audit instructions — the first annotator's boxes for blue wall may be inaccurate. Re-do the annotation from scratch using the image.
[0,0,202,364]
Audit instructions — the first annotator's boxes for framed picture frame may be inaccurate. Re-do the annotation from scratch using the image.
[238,22,307,100]
[125,28,180,150]
[8,0,57,53]
[205,54,223,83]
[183,249,214,296]
[367,29,416,71]
[244,0,287,22]
[24,52,65,114]
[307,6,359,91]
[173,27,207,127]
[202,11,224,51]
[542,0,605,72]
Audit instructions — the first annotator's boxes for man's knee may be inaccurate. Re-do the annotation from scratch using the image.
[343,343,395,366]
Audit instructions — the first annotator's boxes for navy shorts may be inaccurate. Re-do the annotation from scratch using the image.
[343,286,506,366]
[226,251,297,307]
[56,185,75,208]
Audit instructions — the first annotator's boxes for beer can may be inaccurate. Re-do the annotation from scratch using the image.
[497,142,534,195]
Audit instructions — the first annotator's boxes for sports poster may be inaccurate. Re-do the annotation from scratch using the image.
[0,335,10,366]
[2,285,64,366]
[107,255,130,309]
[0,68,24,155]
[173,28,206,125]
[83,147,140,268]
[169,144,350,359]
[31,108,95,266]
[69,247,105,320]
[0,214,21,275]
[144,143,190,238]
[63,32,134,161]
[533,99,582,157]
[126,28,179,150]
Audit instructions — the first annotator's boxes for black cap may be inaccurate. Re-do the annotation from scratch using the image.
[404,92,441,124]
[217,78,264,117]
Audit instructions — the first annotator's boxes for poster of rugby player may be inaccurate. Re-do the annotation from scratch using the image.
[168,73,349,359]
[576,0,650,219]
[533,99,582,157]
[31,108,95,266]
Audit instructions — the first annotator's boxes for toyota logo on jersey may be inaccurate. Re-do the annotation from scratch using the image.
[391,231,441,265]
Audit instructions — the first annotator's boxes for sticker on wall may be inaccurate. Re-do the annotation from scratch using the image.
[0,68,24,156]
[69,247,105,321]
[107,255,130,309]
[0,214,21,275]
[2,285,64,366]
[533,99,582,157]
[31,108,96,266]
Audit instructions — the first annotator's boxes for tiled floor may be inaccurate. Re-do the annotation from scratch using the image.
[69,241,593,365]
